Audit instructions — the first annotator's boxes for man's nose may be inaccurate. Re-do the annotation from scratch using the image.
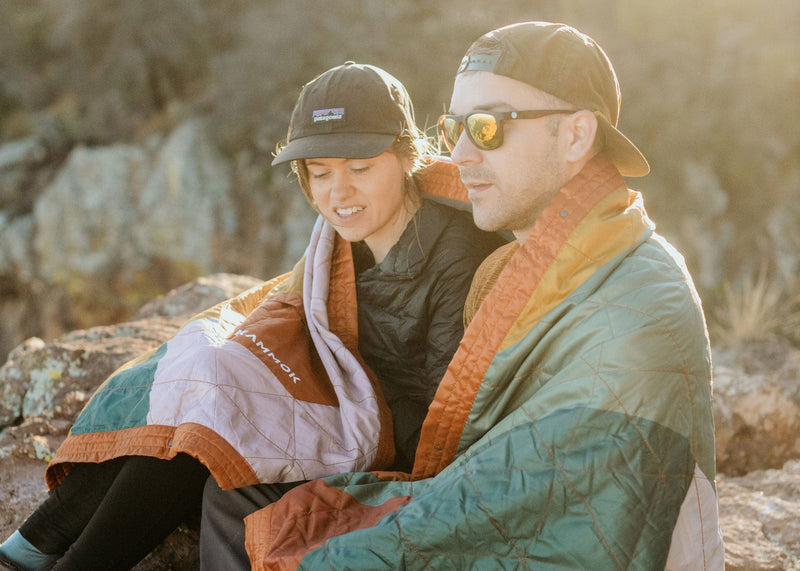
[449,129,481,165]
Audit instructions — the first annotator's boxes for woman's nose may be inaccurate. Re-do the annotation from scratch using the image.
[329,173,355,199]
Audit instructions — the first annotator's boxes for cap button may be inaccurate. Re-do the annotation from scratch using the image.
[343,61,355,65]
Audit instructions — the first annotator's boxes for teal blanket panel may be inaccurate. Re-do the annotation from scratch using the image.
[299,408,694,570]
[70,343,166,434]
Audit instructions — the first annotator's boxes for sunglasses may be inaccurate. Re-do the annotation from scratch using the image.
[438,109,576,152]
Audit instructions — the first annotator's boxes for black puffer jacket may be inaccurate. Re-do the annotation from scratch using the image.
[353,197,505,471]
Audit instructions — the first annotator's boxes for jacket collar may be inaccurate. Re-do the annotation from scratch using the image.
[353,198,450,278]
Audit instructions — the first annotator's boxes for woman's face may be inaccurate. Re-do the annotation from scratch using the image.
[306,151,412,263]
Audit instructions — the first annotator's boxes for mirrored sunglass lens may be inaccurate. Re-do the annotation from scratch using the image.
[466,113,500,149]
[441,117,461,149]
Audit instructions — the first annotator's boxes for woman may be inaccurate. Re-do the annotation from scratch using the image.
[0,62,503,571]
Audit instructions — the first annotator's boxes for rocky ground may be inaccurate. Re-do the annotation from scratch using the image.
[1,274,799,570]
[0,273,263,570]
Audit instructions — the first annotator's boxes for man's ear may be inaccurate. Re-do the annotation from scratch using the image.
[563,110,599,163]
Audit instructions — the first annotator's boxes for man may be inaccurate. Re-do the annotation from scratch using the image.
[240,22,725,570]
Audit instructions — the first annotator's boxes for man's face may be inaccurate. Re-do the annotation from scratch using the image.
[448,71,573,242]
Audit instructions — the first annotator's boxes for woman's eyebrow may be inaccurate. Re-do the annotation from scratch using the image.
[305,159,332,167]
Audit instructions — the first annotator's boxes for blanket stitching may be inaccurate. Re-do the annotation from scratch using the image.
[463,462,532,568]
[524,406,625,570]
[590,295,700,478]
[692,471,709,569]
[393,513,436,570]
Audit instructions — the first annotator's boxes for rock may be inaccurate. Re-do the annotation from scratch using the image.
[134,524,201,571]
[32,144,150,282]
[0,118,316,368]
[0,213,34,282]
[0,337,46,428]
[0,112,67,213]
[133,119,237,273]
[0,136,47,170]
[713,341,800,476]
[0,309,192,435]
[133,272,263,320]
[24,142,158,335]
[718,460,800,570]
[0,456,49,534]
[0,137,47,207]
[0,272,262,439]
[0,318,181,433]
[0,273,263,570]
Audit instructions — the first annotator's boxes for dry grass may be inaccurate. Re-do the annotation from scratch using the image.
[711,266,800,347]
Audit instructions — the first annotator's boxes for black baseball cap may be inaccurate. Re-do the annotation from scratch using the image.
[272,62,416,165]
[458,22,649,177]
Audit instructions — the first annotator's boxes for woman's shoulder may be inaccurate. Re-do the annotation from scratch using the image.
[421,197,508,255]
[420,199,507,268]
[420,197,475,234]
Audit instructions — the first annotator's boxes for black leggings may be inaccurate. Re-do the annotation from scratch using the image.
[20,454,209,571]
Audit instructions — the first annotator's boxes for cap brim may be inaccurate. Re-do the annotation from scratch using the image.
[271,133,397,166]
[597,116,650,177]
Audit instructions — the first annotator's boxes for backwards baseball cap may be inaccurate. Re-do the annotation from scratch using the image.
[272,61,416,166]
[458,22,649,177]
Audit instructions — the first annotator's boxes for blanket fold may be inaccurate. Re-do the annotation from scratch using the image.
[244,155,723,570]
[47,216,394,490]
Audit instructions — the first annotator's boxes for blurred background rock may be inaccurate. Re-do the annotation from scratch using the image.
[1,0,798,362]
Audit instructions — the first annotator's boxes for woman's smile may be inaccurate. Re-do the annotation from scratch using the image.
[307,152,416,263]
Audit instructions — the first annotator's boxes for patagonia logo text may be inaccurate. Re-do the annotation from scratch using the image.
[313,108,345,122]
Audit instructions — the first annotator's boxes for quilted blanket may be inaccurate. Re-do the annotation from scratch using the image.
[46,158,471,491]
[46,216,395,489]
[244,156,724,570]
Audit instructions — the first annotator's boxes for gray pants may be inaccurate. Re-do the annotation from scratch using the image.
[199,477,304,570]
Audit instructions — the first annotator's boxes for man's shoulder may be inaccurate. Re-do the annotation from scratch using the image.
[632,232,691,273]
[596,232,705,323]
[620,232,696,293]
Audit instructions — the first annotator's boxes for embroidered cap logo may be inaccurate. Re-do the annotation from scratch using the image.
[313,108,345,123]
